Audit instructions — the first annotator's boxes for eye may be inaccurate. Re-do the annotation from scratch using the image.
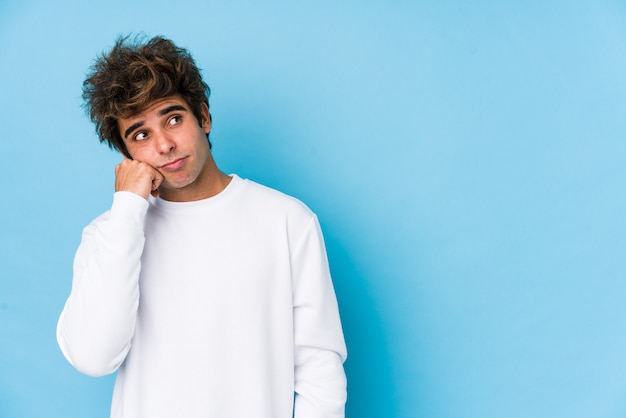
[168,115,182,127]
[133,131,148,141]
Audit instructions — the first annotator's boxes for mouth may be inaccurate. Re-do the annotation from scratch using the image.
[160,157,187,171]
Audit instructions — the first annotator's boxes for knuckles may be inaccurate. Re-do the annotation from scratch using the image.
[114,159,163,198]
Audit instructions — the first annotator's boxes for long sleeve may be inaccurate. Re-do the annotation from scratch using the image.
[292,216,347,418]
[57,191,148,377]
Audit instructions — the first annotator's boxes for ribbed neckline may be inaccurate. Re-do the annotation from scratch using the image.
[149,174,243,214]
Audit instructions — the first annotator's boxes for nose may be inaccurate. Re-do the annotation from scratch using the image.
[154,130,175,154]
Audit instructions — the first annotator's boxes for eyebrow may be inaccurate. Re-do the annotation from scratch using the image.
[124,121,144,140]
[123,105,189,139]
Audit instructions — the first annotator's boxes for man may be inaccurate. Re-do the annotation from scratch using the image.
[57,35,347,418]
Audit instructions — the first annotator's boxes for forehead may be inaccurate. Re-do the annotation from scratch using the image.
[118,95,190,131]
[129,95,189,119]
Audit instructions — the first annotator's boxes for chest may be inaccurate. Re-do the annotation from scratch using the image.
[137,211,294,323]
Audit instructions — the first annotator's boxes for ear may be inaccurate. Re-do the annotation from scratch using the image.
[201,103,211,134]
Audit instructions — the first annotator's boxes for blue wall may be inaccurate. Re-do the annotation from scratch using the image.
[2,1,626,417]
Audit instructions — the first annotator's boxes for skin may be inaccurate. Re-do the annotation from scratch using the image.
[115,95,231,202]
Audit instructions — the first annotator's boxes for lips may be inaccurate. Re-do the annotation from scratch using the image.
[160,157,186,171]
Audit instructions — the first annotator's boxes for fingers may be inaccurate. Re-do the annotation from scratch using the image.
[115,158,164,200]
[150,173,163,198]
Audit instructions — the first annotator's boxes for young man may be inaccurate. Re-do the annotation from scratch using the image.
[57,35,347,418]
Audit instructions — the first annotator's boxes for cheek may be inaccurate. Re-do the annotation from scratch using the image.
[197,141,212,162]
[126,146,153,163]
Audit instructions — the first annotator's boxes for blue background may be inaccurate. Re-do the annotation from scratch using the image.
[1,1,626,417]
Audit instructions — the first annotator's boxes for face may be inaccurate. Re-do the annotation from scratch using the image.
[117,95,214,200]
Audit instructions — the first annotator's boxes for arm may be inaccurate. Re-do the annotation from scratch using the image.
[56,158,161,376]
[56,191,148,376]
[292,216,348,418]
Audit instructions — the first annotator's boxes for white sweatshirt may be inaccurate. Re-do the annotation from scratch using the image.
[57,175,347,418]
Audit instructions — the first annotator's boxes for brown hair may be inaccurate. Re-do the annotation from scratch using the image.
[82,35,211,158]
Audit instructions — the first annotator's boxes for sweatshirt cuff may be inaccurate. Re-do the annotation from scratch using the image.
[109,191,150,224]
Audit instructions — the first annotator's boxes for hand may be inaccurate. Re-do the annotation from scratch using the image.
[115,158,164,200]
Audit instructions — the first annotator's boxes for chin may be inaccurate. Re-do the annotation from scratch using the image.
[163,177,197,190]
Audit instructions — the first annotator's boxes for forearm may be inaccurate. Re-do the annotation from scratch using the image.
[292,216,348,417]
[294,348,347,418]
[57,192,148,376]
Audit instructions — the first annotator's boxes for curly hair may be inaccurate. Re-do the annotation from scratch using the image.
[82,35,211,158]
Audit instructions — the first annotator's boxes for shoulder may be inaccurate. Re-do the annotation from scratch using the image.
[234,176,321,241]
[238,177,314,218]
